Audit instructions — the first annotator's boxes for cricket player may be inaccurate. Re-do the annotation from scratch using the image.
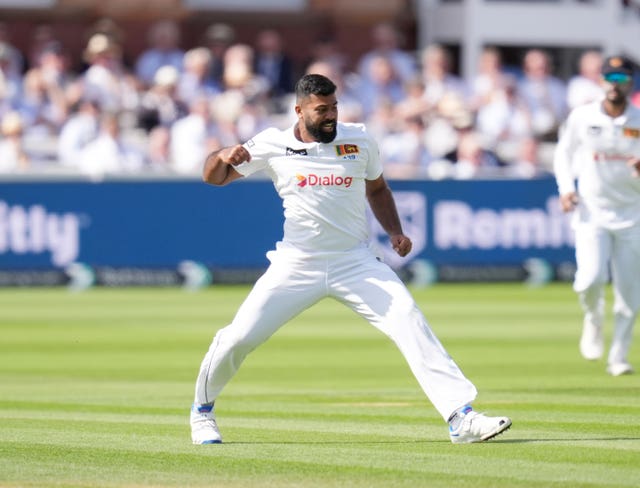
[191,74,511,444]
[554,55,640,376]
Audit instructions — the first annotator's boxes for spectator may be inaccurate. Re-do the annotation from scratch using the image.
[424,91,472,159]
[0,23,24,76]
[566,50,604,110]
[365,97,398,143]
[177,47,220,106]
[475,74,533,151]
[21,40,75,156]
[16,68,65,163]
[203,23,236,87]
[304,59,362,122]
[0,41,23,109]
[212,44,273,139]
[57,98,101,168]
[517,49,568,140]
[0,71,9,119]
[170,96,222,174]
[451,130,503,179]
[307,34,348,75]
[357,21,417,85]
[81,33,139,113]
[78,111,145,178]
[135,20,185,88]
[221,44,269,103]
[146,125,172,169]
[0,18,617,181]
[380,115,432,179]
[209,89,250,146]
[0,111,29,171]
[470,46,510,111]
[394,75,430,122]
[138,65,187,132]
[357,54,406,119]
[504,137,551,179]
[84,18,126,58]
[253,29,295,99]
[27,24,57,72]
[420,43,469,112]
[37,41,74,97]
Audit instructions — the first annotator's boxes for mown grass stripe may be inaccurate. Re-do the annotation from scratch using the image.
[0,285,638,487]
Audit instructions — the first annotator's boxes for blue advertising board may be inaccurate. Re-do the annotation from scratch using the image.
[0,179,282,269]
[377,178,574,266]
[0,177,575,284]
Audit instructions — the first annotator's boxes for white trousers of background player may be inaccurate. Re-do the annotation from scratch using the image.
[195,246,477,421]
[573,222,640,365]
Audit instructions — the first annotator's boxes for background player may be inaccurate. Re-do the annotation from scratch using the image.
[554,56,640,376]
[191,74,511,444]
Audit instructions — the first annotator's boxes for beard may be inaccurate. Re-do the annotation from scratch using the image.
[306,119,337,143]
[607,87,628,106]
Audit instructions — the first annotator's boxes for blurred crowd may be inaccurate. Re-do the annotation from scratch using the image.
[0,18,638,180]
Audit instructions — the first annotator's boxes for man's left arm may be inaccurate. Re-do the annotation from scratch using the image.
[366,175,412,257]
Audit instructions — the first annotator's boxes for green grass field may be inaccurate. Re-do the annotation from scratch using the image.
[1,283,638,488]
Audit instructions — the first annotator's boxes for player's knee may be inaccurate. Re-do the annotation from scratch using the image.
[223,328,264,354]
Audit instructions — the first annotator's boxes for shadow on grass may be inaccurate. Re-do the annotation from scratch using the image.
[217,436,640,446]
[497,437,640,444]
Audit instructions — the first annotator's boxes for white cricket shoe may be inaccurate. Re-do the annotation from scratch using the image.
[579,317,603,360]
[606,362,634,377]
[191,403,222,444]
[449,410,512,444]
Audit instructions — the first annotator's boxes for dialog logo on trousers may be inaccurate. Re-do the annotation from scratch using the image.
[296,174,353,188]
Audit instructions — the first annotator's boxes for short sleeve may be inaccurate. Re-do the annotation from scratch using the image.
[234,129,279,177]
[365,132,383,180]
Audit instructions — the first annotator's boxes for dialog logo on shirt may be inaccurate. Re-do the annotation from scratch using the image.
[296,173,353,188]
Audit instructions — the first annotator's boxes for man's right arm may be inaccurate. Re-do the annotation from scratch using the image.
[202,144,251,186]
[553,113,579,212]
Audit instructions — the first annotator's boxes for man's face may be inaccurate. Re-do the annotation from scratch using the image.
[297,93,338,143]
[602,72,633,104]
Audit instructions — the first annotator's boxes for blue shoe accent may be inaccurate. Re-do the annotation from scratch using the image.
[193,403,214,414]
[449,405,474,432]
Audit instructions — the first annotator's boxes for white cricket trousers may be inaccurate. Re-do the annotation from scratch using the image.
[194,246,477,421]
[573,222,640,365]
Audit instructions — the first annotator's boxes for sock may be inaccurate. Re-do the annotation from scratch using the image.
[448,405,473,429]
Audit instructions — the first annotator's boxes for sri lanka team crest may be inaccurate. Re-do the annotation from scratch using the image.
[296,173,353,188]
[335,144,359,156]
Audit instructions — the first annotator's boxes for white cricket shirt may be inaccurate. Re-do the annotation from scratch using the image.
[554,100,640,229]
[235,122,383,253]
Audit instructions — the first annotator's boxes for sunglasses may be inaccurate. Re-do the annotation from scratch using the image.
[603,73,632,84]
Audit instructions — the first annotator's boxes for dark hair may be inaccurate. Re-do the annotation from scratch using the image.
[295,74,336,102]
